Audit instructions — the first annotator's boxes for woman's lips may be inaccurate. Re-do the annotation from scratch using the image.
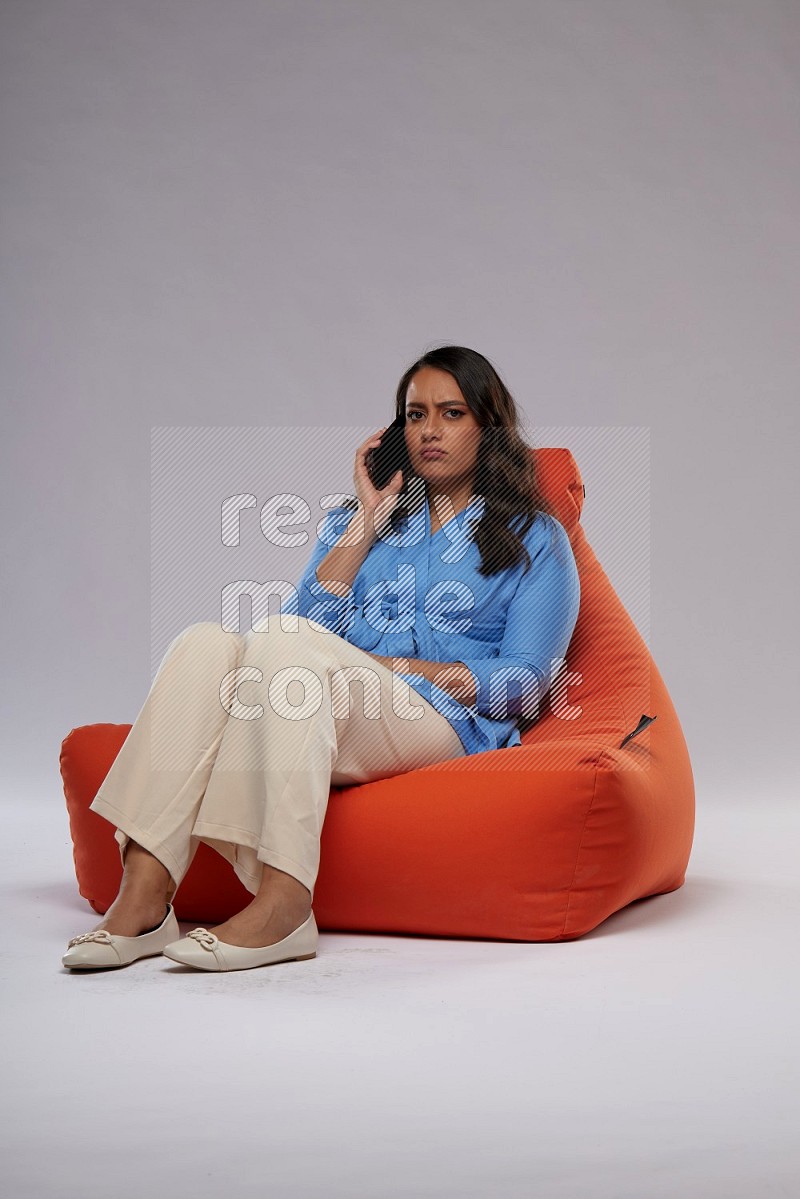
[420,448,446,459]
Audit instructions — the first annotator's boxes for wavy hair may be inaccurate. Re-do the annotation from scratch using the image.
[382,345,551,577]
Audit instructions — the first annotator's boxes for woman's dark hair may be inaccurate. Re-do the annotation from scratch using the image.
[387,345,551,576]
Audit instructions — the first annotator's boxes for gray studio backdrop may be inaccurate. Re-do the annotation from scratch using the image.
[1,0,797,801]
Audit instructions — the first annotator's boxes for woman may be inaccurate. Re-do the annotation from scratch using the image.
[62,345,580,973]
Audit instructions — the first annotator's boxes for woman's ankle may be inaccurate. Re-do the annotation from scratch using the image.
[120,841,174,896]
[255,863,311,911]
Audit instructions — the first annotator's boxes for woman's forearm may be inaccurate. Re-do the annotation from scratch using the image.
[314,505,378,597]
[370,655,478,708]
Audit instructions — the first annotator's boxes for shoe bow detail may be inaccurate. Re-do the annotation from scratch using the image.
[67,930,114,948]
[187,929,218,951]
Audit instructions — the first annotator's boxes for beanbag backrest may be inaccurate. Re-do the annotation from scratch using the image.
[530,448,655,749]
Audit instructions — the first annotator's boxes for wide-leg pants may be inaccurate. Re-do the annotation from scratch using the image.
[89,617,465,901]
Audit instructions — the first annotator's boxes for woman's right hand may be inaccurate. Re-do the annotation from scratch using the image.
[353,428,405,518]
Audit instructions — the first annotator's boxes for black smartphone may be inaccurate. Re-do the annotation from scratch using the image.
[366,415,410,490]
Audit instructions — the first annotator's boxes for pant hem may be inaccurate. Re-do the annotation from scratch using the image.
[192,820,316,898]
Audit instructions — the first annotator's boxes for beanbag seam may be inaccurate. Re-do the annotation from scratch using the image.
[559,747,606,938]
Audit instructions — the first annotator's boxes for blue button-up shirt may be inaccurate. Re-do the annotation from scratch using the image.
[283,499,580,757]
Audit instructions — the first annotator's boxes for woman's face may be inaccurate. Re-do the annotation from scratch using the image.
[403,367,482,494]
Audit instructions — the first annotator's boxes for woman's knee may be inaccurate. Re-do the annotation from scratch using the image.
[169,620,245,656]
[244,614,336,662]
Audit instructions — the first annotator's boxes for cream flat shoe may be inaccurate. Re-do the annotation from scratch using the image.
[162,912,318,972]
[62,903,180,970]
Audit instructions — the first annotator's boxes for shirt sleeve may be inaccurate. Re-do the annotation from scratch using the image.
[455,514,581,721]
[281,505,386,650]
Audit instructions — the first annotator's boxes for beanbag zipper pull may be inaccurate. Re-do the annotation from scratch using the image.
[619,714,657,749]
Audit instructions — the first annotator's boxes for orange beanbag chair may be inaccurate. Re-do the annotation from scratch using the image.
[60,448,695,941]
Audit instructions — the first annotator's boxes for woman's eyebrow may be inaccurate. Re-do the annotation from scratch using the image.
[406,399,467,409]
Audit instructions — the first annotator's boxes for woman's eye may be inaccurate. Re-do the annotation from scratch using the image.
[406,409,464,420]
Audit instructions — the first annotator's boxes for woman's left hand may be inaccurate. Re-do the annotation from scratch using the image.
[366,653,394,672]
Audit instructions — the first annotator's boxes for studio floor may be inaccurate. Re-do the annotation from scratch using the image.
[2,789,797,1199]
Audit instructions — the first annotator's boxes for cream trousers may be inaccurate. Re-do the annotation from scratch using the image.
[89,617,465,900]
